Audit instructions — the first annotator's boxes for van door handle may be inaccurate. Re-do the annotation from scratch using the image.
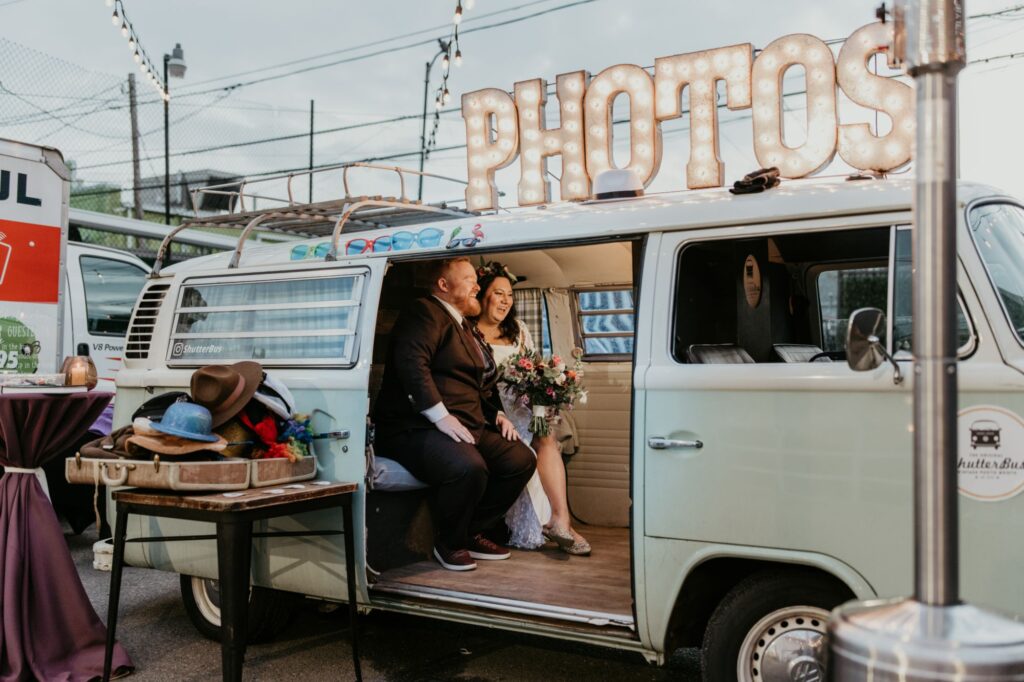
[648,437,703,450]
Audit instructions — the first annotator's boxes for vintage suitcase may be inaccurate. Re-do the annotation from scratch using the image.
[65,454,251,491]
[249,456,317,487]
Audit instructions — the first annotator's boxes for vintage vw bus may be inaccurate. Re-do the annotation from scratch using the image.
[111,169,1024,680]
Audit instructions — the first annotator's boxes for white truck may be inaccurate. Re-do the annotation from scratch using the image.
[0,138,148,390]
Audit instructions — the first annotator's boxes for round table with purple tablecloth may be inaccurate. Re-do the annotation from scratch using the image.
[0,391,133,681]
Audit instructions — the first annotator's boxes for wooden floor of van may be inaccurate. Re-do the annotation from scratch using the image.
[370,525,633,629]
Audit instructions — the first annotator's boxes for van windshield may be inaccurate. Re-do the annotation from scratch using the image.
[969,203,1024,341]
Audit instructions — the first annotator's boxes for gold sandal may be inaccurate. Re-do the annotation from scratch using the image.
[542,525,575,550]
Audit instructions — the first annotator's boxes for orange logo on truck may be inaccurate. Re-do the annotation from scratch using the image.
[0,219,61,304]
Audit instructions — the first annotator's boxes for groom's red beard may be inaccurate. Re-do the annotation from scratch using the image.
[463,297,482,317]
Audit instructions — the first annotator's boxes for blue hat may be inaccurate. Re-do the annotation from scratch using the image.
[150,402,220,443]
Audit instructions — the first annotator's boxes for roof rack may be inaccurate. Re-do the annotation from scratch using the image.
[151,162,475,276]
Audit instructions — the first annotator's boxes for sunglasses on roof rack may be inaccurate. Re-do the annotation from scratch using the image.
[345,227,445,256]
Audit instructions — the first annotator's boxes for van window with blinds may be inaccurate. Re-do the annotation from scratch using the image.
[168,272,364,366]
[575,287,635,359]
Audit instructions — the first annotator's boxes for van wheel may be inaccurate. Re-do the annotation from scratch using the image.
[180,575,298,644]
[701,569,851,682]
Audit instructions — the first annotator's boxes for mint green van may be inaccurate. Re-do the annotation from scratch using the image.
[112,176,1024,680]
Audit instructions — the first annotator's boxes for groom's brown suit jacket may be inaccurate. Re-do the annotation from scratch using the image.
[373,297,500,438]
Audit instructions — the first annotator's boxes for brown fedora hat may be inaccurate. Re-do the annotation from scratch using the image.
[126,433,228,456]
[190,361,263,428]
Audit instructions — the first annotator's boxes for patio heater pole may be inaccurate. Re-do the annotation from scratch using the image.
[828,2,1024,677]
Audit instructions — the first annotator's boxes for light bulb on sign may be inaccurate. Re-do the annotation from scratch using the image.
[120,21,129,37]
[465,0,474,8]
[442,54,450,70]
[455,50,462,67]
[751,33,837,178]
[454,3,462,24]
[836,22,912,172]
[462,88,518,211]
[128,36,135,50]
[111,9,119,25]
[654,43,752,189]
[133,50,141,64]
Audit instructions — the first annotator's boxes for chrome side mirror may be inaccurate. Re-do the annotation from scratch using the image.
[846,307,903,384]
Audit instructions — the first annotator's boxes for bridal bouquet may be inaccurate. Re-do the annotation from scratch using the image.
[499,348,587,437]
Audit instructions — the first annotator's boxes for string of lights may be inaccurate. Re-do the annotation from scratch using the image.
[425,0,473,156]
[106,0,167,100]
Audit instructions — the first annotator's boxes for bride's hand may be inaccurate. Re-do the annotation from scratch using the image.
[496,413,520,441]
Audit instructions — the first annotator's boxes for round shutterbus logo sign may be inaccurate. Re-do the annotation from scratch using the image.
[958,405,1024,502]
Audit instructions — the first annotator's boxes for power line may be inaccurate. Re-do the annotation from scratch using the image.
[154,0,600,102]
[969,3,1024,19]
[179,0,560,91]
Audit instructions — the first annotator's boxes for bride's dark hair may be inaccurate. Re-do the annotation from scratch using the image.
[474,261,520,343]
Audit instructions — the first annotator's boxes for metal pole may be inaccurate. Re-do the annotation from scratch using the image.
[127,74,143,221]
[912,51,960,608]
[829,3,1024,677]
[163,55,171,226]
[417,59,432,201]
[309,99,314,203]
[418,41,448,201]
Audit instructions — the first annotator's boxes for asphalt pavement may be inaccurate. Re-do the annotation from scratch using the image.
[69,531,701,681]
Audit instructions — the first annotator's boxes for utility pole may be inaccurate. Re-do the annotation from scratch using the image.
[309,99,315,203]
[829,2,1024,676]
[127,74,144,220]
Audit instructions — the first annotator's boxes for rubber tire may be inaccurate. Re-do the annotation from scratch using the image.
[179,574,299,644]
[701,568,852,682]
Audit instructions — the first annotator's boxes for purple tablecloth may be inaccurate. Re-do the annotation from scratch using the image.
[0,392,133,681]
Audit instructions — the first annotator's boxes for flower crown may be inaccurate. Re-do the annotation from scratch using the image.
[476,261,520,285]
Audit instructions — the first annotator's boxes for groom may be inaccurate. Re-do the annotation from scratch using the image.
[373,257,536,571]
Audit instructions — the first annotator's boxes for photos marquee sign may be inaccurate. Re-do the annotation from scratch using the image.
[461,22,912,210]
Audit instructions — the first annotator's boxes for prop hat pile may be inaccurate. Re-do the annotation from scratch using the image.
[114,362,311,461]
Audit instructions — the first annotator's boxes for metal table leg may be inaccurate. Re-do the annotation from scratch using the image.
[102,505,129,682]
[216,517,253,682]
[342,496,362,681]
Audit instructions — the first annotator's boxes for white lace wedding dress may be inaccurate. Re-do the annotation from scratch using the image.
[489,320,551,549]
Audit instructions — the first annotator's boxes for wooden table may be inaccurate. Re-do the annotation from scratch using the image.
[101,481,361,682]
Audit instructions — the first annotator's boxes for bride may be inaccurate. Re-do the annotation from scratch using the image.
[471,261,590,556]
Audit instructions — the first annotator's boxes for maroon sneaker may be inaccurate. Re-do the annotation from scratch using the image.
[468,534,511,561]
[433,544,477,571]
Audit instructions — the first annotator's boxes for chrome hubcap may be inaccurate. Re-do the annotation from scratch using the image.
[738,605,830,682]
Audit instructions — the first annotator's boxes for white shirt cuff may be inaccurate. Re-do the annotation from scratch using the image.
[422,402,450,424]
[496,410,506,424]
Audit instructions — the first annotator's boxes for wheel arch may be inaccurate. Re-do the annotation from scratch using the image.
[658,546,875,653]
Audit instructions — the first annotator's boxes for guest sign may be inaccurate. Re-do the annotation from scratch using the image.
[461,22,911,210]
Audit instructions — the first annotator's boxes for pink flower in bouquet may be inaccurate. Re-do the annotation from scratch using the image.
[518,357,534,370]
[552,355,565,371]
[546,387,556,397]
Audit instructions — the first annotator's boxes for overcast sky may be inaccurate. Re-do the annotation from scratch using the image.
[4,0,1024,205]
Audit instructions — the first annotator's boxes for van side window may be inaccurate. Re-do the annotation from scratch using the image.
[80,256,148,336]
[168,273,364,366]
[891,227,974,355]
[816,265,888,353]
[968,203,1024,343]
[672,227,891,363]
[574,288,634,359]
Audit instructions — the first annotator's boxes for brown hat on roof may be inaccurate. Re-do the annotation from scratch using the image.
[190,362,263,428]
